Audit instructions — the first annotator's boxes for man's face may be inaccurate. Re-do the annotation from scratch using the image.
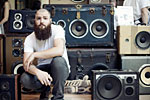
[34,9,52,40]
[35,10,51,30]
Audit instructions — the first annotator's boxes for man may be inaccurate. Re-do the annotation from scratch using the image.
[123,0,150,25]
[20,9,70,100]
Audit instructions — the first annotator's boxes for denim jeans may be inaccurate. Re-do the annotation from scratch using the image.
[20,56,69,100]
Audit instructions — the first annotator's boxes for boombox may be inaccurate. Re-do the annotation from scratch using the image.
[92,70,139,100]
[67,48,121,80]
[8,10,36,33]
[117,25,150,54]
[4,34,27,74]
[0,74,21,100]
[43,4,114,47]
[122,56,150,94]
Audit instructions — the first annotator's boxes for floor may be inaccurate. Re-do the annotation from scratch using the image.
[22,93,150,100]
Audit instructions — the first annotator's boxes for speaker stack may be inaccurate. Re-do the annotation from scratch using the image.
[0,74,21,100]
[4,34,27,74]
[8,10,36,33]
[92,70,139,100]
[118,25,150,94]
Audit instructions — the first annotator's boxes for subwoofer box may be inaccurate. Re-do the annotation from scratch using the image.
[0,74,21,100]
[122,56,150,94]
[43,4,114,48]
[67,48,121,80]
[92,70,139,100]
[8,10,36,33]
[117,25,150,54]
[4,34,28,74]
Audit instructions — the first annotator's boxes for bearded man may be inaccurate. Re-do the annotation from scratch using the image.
[20,9,70,100]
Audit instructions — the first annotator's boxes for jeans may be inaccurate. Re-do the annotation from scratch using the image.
[20,56,69,100]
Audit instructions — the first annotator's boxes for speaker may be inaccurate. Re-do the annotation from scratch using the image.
[117,25,150,54]
[0,35,4,74]
[89,0,110,4]
[0,74,21,100]
[122,56,150,94]
[92,70,139,100]
[67,48,121,80]
[50,0,88,4]
[8,10,36,33]
[4,34,27,74]
[43,4,114,47]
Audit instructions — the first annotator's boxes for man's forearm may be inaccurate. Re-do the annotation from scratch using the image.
[141,7,149,24]
[26,64,40,76]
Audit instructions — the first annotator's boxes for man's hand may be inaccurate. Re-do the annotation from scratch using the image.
[24,53,35,71]
[36,70,53,86]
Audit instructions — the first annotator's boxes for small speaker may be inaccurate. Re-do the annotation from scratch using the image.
[67,48,121,80]
[4,34,27,74]
[8,10,36,33]
[44,4,114,47]
[117,25,150,54]
[122,56,150,94]
[92,70,139,100]
[0,74,21,100]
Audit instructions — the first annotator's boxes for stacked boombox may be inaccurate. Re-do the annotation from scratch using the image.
[0,0,150,100]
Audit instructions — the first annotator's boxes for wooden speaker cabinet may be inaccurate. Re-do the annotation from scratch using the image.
[0,34,4,74]
[4,34,28,74]
[117,25,150,54]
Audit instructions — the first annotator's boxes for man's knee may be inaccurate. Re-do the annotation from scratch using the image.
[20,72,34,89]
[51,56,67,68]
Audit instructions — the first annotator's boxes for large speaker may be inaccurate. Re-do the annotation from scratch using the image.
[92,70,139,100]
[43,4,114,47]
[0,74,21,100]
[117,25,150,54]
[8,10,36,33]
[4,34,27,74]
[0,35,4,74]
[67,48,121,80]
[122,56,150,94]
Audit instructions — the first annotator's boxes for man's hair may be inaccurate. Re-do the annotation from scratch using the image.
[35,9,51,18]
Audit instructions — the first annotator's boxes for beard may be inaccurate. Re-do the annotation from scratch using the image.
[34,23,52,40]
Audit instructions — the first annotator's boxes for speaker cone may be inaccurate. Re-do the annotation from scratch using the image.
[57,20,66,28]
[11,61,24,75]
[25,14,35,30]
[135,31,150,49]
[96,74,122,99]
[69,19,88,38]
[13,20,23,30]
[139,64,150,87]
[90,19,109,38]
[14,13,22,20]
